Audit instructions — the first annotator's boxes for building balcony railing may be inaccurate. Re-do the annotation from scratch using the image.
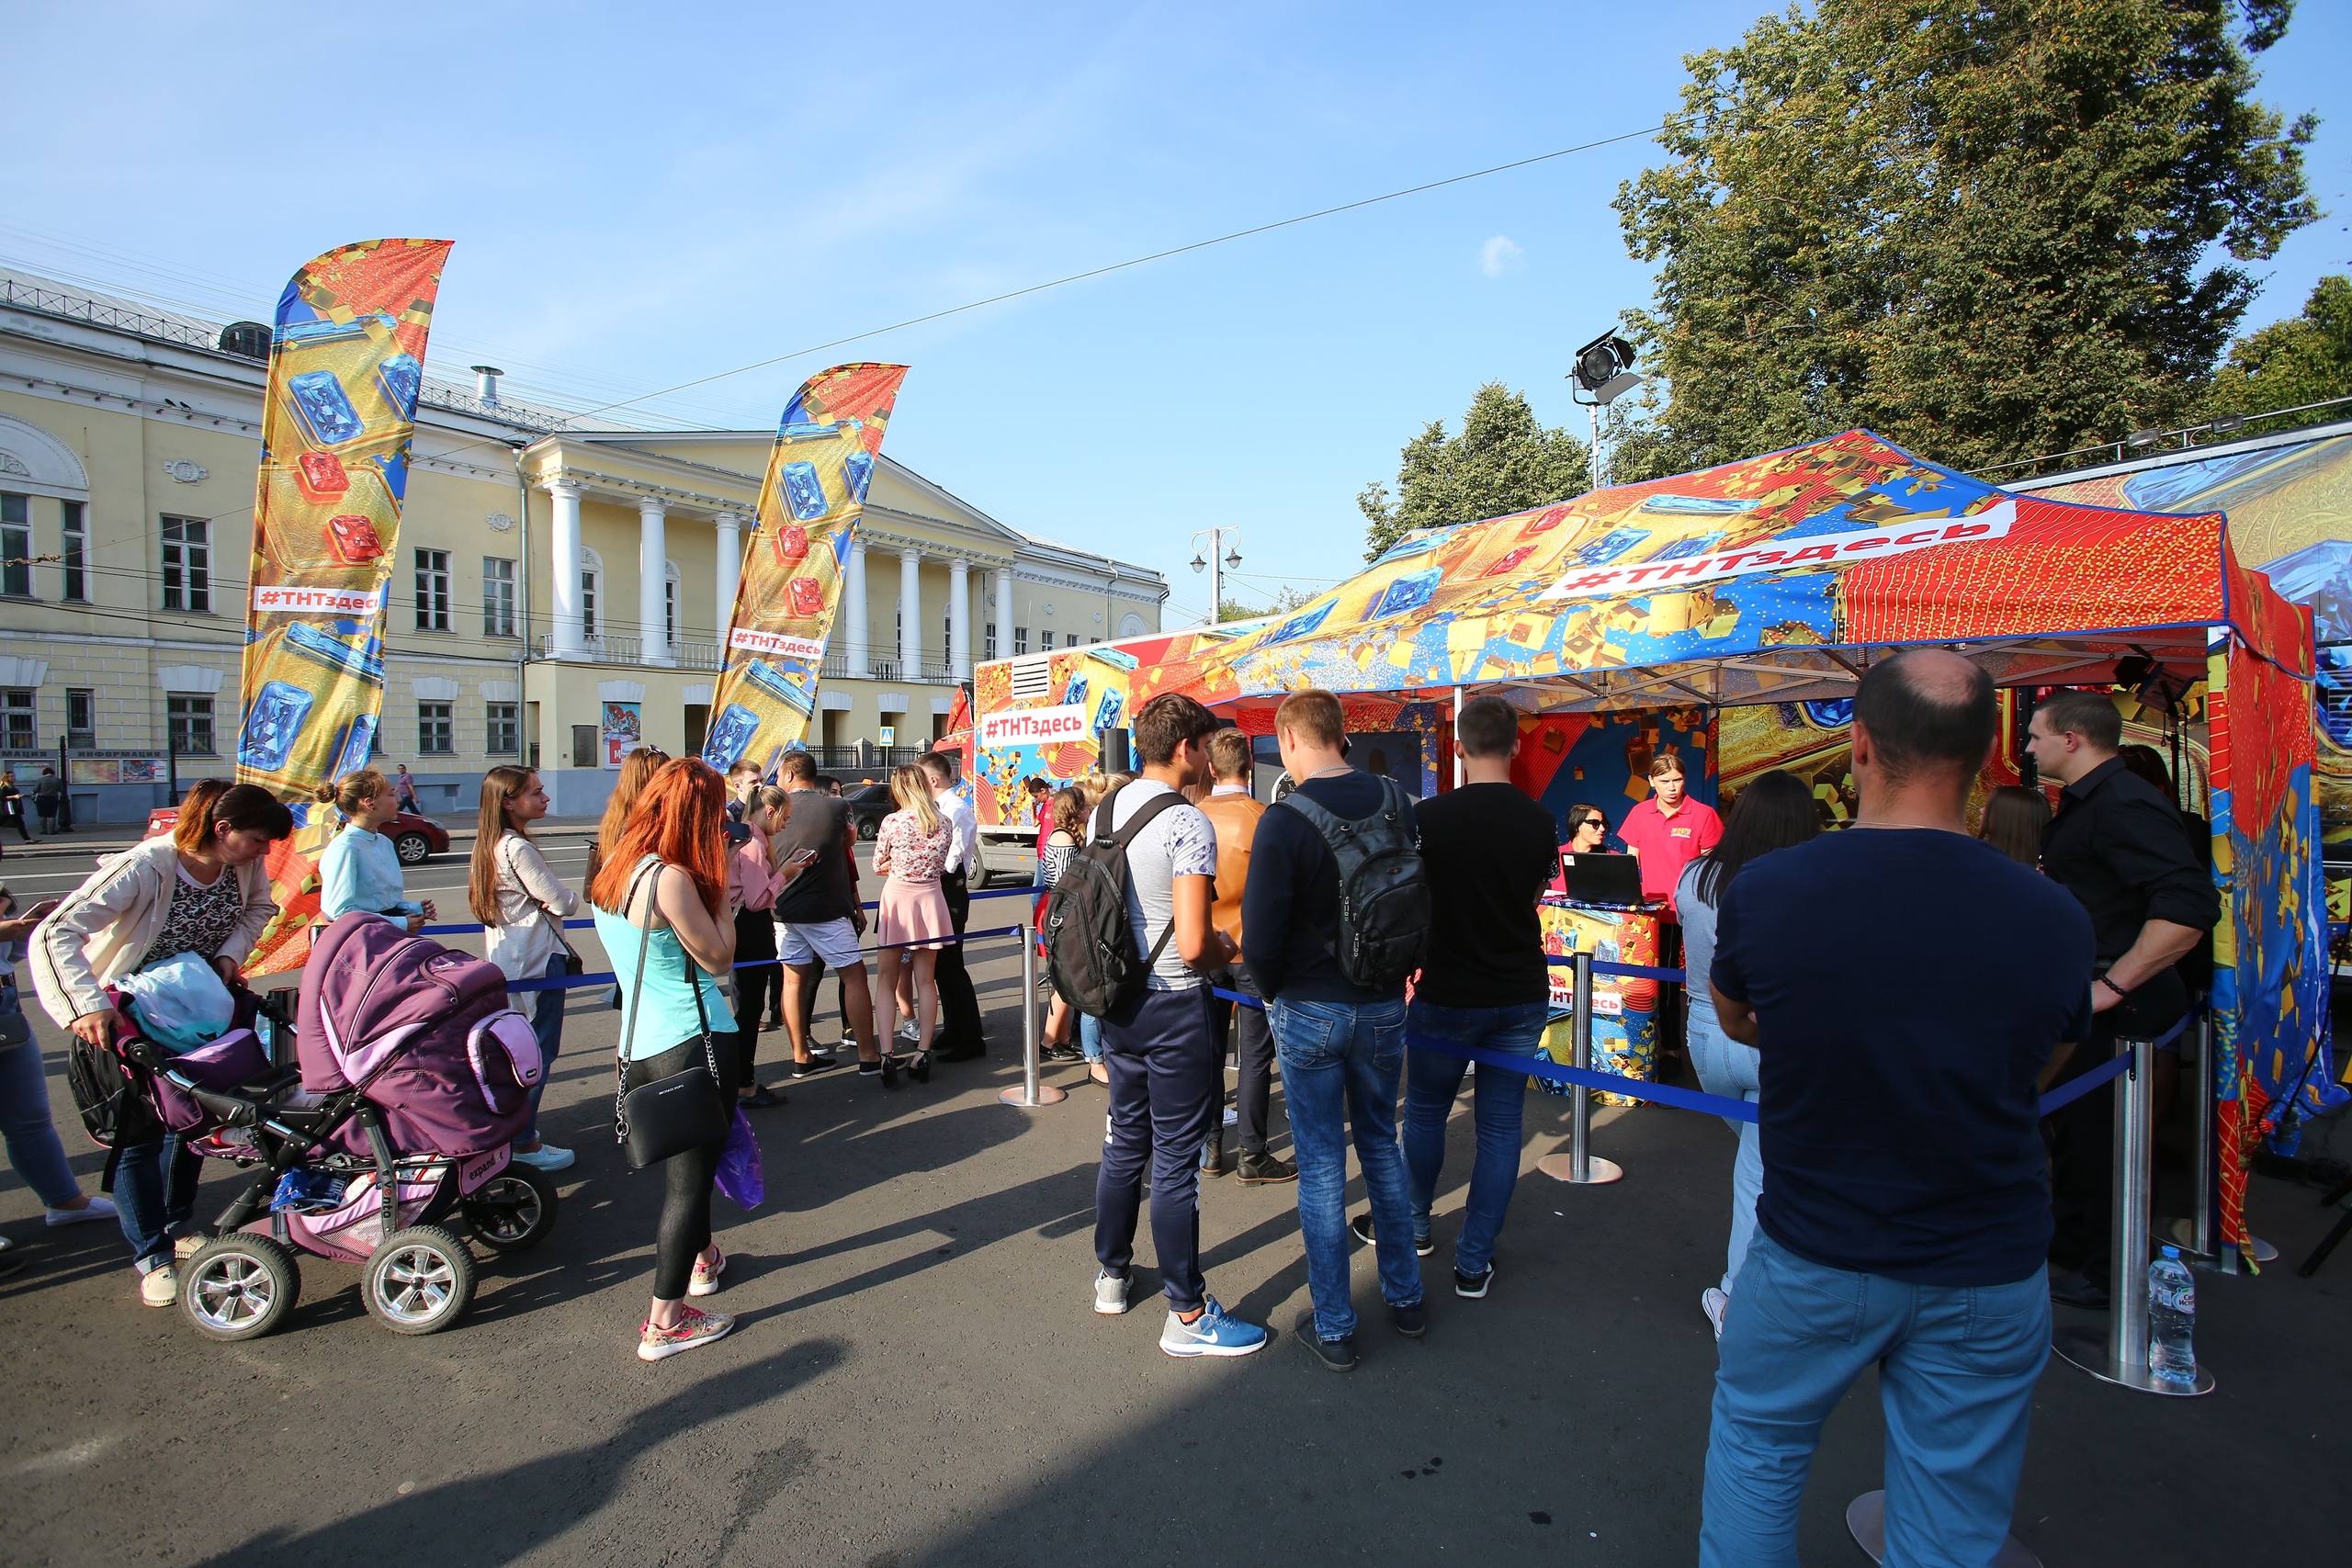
[532,634,723,670]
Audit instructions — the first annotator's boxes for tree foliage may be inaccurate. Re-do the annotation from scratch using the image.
[2202,274,2352,434]
[1610,0,2317,480]
[1358,382,1590,559]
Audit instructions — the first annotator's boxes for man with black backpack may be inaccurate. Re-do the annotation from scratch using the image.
[1242,689,1430,1372]
[1061,692,1269,1359]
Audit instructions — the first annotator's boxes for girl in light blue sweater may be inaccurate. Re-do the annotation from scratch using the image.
[317,769,435,932]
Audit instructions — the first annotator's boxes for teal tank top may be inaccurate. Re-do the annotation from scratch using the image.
[594,856,739,1061]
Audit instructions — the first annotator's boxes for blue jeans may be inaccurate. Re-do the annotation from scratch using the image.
[1702,1234,2050,1568]
[523,953,569,1143]
[1269,995,1420,1339]
[1079,1011,1103,1064]
[1688,1012,1762,1296]
[0,1025,83,1209]
[113,1134,203,1271]
[1400,999,1547,1279]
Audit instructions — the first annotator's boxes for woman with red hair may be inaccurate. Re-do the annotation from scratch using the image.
[588,758,743,1362]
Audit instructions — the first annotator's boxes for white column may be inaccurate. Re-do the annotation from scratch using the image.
[638,496,673,667]
[948,558,971,681]
[992,566,1012,667]
[713,511,742,653]
[899,547,922,678]
[547,479,584,660]
[846,537,870,678]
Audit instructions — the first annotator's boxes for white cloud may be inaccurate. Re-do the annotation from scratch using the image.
[1480,235,1525,276]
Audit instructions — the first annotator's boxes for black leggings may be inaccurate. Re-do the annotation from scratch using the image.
[634,1036,740,1302]
[732,910,782,1083]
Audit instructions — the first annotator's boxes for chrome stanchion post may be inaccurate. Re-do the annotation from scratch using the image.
[2191,1007,2216,1260]
[1539,949,1622,1185]
[2053,1035,2212,1395]
[1001,920,1065,1109]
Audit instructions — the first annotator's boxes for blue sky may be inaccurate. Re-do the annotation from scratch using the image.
[8,1,2348,625]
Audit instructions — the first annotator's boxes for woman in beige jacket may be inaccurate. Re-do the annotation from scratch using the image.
[30,780,290,1306]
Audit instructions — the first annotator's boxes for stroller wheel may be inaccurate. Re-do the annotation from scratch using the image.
[363,1225,477,1335]
[182,1235,302,1342]
[463,1166,560,1254]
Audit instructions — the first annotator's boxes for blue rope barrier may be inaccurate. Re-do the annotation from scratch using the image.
[1205,987,2187,1122]
[500,924,1029,991]
[1541,956,1689,983]
[422,885,1036,940]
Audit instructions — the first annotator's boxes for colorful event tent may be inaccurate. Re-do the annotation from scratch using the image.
[987,430,2326,1257]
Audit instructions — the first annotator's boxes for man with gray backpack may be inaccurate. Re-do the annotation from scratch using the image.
[1241,689,1431,1372]
[1050,692,1269,1359]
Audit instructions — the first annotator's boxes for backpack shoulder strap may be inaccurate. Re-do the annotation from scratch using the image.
[1091,784,1188,850]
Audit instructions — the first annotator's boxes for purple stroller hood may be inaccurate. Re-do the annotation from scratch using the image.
[296,914,544,1156]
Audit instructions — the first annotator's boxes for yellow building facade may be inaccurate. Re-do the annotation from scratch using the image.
[0,269,1166,819]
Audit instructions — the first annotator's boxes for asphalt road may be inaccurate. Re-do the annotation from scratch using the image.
[3,845,2349,1564]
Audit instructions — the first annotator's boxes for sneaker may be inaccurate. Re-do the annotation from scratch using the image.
[1294,1307,1357,1372]
[1234,1151,1297,1185]
[1043,1043,1084,1063]
[1159,1296,1267,1359]
[44,1196,117,1226]
[688,1247,727,1298]
[1389,1302,1427,1338]
[1702,1286,1728,1340]
[856,1059,883,1077]
[140,1265,178,1308]
[790,1056,841,1080]
[896,1020,922,1043]
[638,1304,735,1361]
[1347,1213,1434,1258]
[1455,1264,1494,1300]
[1093,1269,1132,1315]
[175,1235,208,1260]
[511,1144,576,1172]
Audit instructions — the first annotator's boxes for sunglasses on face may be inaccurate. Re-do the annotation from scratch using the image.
[1577,818,1604,829]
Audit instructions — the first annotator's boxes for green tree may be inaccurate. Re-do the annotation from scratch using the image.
[2202,274,2352,434]
[1610,0,2318,480]
[1358,382,1590,559]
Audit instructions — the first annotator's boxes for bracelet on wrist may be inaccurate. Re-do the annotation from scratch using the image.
[2096,974,2129,999]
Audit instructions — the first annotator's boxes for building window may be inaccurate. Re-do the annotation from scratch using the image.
[985,626,997,661]
[483,557,515,637]
[66,688,94,748]
[1039,630,1055,650]
[161,515,210,613]
[61,501,86,603]
[414,548,451,632]
[0,689,33,750]
[0,494,29,598]
[417,702,454,755]
[582,569,599,638]
[665,577,677,643]
[165,695,213,756]
[486,702,519,756]
[1014,626,1028,656]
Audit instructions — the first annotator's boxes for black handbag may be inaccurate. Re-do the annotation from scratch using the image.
[612,860,730,1168]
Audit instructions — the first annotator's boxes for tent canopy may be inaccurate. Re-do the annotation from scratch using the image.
[1136,431,2309,716]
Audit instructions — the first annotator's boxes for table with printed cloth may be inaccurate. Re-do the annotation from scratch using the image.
[1536,897,1662,1107]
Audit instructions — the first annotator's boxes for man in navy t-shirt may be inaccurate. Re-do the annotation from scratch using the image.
[1701,649,2092,1568]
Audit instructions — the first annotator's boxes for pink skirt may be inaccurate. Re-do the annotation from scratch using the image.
[878,878,955,951]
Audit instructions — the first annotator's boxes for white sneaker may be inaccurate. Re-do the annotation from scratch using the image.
[688,1247,726,1298]
[638,1304,734,1361]
[511,1144,576,1172]
[175,1235,207,1260]
[1702,1286,1729,1340]
[1092,1269,1132,1315]
[140,1265,178,1308]
[896,1020,922,1043]
[44,1196,117,1226]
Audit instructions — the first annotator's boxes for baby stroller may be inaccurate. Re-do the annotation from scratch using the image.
[106,915,560,1341]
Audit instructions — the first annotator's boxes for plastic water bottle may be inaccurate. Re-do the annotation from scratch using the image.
[2148,1246,2198,1387]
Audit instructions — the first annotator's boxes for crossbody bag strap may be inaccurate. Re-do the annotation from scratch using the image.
[646,865,728,1093]
[611,856,662,1143]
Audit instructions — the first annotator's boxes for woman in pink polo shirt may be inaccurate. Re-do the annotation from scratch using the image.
[1615,750,1723,913]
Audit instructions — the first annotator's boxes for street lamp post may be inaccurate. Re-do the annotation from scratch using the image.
[1190,528,1243,627]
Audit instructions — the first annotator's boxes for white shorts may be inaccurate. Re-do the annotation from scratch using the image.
[775,916,865,970]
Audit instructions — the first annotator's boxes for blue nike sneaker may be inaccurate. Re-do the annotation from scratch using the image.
[1159,1295,1269,1359]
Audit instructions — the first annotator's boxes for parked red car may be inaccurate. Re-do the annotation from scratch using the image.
[143,807,449,865]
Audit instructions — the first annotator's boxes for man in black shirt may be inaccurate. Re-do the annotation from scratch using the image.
[1242,690,1425,1370]
[1385,694,1556,1298]
[2026,688,2219,1307]
[772,751,879,1076]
